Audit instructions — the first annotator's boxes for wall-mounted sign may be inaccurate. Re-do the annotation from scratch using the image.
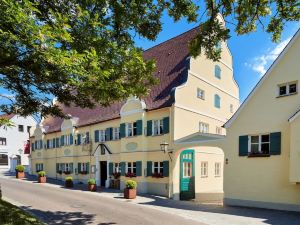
[126,142,138,151]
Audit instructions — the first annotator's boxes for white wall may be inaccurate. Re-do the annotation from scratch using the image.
[0,115,37,171]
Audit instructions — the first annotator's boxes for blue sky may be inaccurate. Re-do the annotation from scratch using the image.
[134,14,300,102]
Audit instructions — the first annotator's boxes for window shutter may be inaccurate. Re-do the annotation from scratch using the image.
[270,132,281,155]
[163,117,170,134]
[106,128,111,141]
[95,130,99,142]
[86,162,90,173]
[239,135,248,156]
[70,163,73,173]
[34,141,37,149]
[78,163,81,173]
[35,164,38,172]
[46,140,49,149]
[77,134,81,145]
[61,135,64,146]
[109,128,113,140]
[120,162,126,176]
[109,162,114,175]
[31,143,34,151]
[163,161,169,177]
[41,164,43,171]
[56,163,59,173]
[136,120,143,135]
[62,164,65,172]
[147,161,153,176]
[52,138,56,148]
[70,134,73,145]
[136,161,142,176]
[120,123,126,138]
[40,140,43,149]
[56,138,60,148]
[147,120,152,136]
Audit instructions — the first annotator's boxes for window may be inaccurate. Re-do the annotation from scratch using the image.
[0,154,8,165]
[114,163,120,173]
[214,94,221,108]
[126,122,137,137]
[215,162,221,176]
[153,162,163,174]
[126,162,136,174]
[112,127,120,140]
[99,130,106,142]
[250,134,270,155]
[18,125,24,132]
[197,88,205,100]
[183,162,192,178]
[80,163,88,172]
[83,132,90,144]
[216,127,222,135]
[201,162,208,177]
[199,122,209,133]
[215,42,221,50]
[65,163,71,172]
[0,137,6,145]
[153,119,163,135]
[27,126,31,133]
[36,163,43,172]
[278,82,297,96]
[215,65,221,79]
[230,104,234,113]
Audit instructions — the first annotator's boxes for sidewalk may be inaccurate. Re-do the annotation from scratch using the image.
[1,171,300,225]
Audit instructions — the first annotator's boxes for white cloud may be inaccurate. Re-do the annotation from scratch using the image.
[246,37,291,76]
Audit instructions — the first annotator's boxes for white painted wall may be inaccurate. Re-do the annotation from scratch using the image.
[0,115,37,171]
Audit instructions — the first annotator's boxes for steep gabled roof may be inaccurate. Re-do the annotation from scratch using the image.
[288,109,300,123]
[0,113,15,120]
[43,27,200,133]
[224,28,300,129]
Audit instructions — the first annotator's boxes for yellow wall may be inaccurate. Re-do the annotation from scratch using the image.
[289,115,300,182]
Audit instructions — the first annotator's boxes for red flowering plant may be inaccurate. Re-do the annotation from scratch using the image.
[112,172,121,179]
[152,172,164,178]
[80,171,88,175]
[57,170,62,175]
[64,171,71,175]
[125,172,136,178]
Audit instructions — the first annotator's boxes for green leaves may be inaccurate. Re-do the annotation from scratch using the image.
[0,0,299,118]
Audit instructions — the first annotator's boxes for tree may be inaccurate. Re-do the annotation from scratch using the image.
[0,0,299,118]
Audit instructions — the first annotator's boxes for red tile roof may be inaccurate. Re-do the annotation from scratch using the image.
[0,113,15,120]
[43,27,200,133]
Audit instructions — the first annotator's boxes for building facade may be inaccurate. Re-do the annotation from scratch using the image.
[30,17,239,202]
[0,114,36,171]
[218,29,300,211]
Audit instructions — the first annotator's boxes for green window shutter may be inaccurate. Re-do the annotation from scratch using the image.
[46,140,50,149]
[35,164,38,172]
[163,161,169,177]
[163,117,170,134]
[34,141,37,149]
[77,134,81,145]
[61,135,64,146]
[70,163,73,173]
[136,120,143,135]
[56,138,60,148]
[106,128,111,141]
[52,138,56,148]
[270,132,281,155]
[147,161,153,176]
[70,134,73,145]
[86,162,90,173]
[40,140,43,149]
[120,123,126,138]
[136,161,142,176]
[41,164,43,171]
[239,135,248,156]
[56,163,59,173]
[31,143,34,151]
[120,162,126,176]
[78,163,81,173]
[109,162,114,175]
[95,130,99,142]
[109,128,113,140]
[147,120,152,136]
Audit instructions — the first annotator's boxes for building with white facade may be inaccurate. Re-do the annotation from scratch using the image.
[0,114,36,172]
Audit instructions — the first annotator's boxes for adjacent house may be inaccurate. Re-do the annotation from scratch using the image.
[0,114,36,172]
[30,16,239,202]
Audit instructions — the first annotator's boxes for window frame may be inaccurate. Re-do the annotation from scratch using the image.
[112,127,120,140]
[197,88,205,100]
[216,127,222,135]
[248,134,270,155]
[278,82,298,97]
[214,94,221,108]
[126,122,137,137]
[152,119,163,136]
[0,137,7,146]
[114,163,120,173]
[99,130,106,142]
[214,65,221,79]
[199,122,209,133]
[215,162,221,177]
[152,161,164,174]
[126,162,137,174]
[18,125,24,132]
[201,161,208,177]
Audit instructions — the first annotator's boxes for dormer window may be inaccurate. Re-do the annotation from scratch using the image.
[278,82,297,97]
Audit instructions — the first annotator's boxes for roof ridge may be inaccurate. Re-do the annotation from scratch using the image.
[143,26,199,53]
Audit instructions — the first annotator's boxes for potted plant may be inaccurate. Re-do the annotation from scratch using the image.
[65,176,73,188]
[38,171,46,183]
[88,179,97,192]
[15,165,25,179]
[124,180,137,199]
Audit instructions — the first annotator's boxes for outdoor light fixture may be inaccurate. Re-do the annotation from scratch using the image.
[160,141,169,153]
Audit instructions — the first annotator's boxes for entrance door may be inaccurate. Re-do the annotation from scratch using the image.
[100,161,107,187]
[180,150,195,200]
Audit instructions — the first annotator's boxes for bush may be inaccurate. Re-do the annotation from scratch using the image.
[38,171,46,177]
[125,180,137,189]
[15,165,25,172]
[65,176,73,182]
[88,179,96,185]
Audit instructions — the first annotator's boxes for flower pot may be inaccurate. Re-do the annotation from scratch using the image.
[38,176,46,183]
[88,184,97,192]
[16,171,25,179]
[124,188,136,199]
[65,180,73,188]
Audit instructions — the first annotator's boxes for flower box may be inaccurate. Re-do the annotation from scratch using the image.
[125,172,136,178]
[112,172,121,179]
[152,172,164,178]
[124,188,136,199]
[64,171,71,175]
[80,171,88,175]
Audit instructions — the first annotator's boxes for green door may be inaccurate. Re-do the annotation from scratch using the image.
[180,149,195,200]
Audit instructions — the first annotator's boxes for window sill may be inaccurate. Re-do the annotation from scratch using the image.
[201,176,208,178]
[277,92,297,98]
[248,153,270,158]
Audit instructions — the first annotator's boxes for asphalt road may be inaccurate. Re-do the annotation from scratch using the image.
[0,177,205,225]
